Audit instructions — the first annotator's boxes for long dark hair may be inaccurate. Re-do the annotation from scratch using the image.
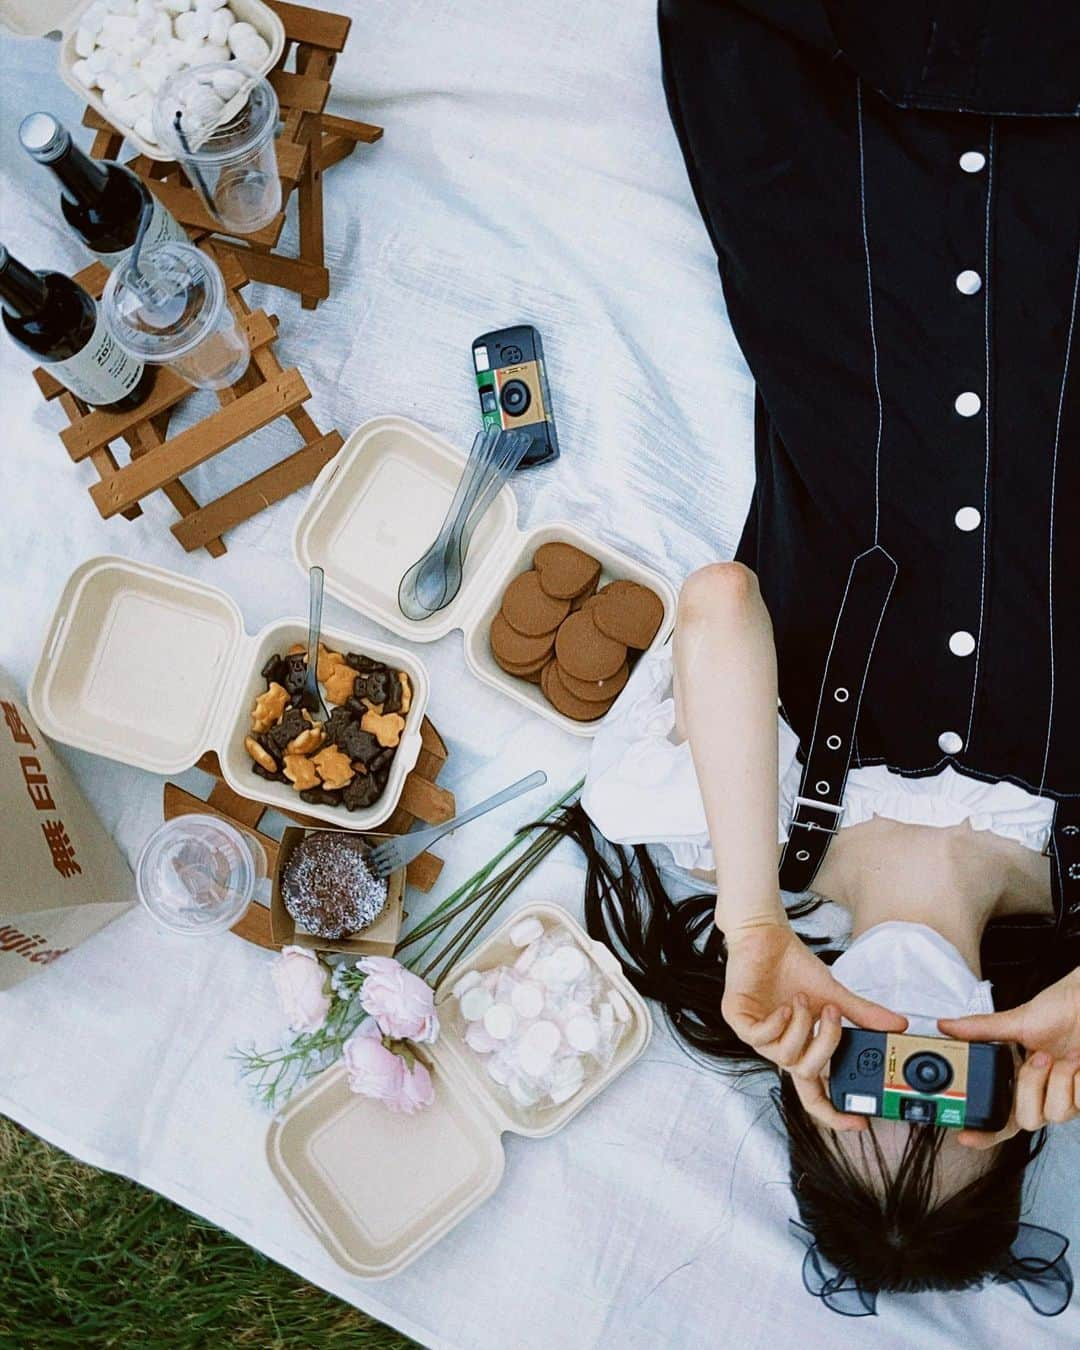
[549,802,1055,1293]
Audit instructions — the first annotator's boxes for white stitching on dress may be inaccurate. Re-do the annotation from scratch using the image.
[856,79,885,545]
[964,119,995,751]
[1037,229,1080,795]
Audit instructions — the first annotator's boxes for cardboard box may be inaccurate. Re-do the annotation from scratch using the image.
[0,670,134,991]
[270,826,405,956]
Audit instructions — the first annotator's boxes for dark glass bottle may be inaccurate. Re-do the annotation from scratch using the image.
[19,113,185,268]
[0,245,152,410]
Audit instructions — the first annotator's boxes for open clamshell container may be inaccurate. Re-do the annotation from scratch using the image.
[266,901,651,1278]
[0,0,285,162]
[27,556,429,831]
[293,416,678,737]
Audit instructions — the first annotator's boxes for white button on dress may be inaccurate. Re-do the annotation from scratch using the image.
[960,150,986,173]
[939,731,964,755]
[956,270,982,294]
[954,506,982,531]
[949,630,976,657]
[955,391,982,417]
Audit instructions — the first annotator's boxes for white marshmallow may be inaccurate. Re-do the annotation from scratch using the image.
[106,0,136,11]
[452,970,481,1000]
[511,981,544,1020]
[486,1056,512,1086]
[150,12,172,41]
[99,14,138,45]
[86,46,114,72]
[510,917,545,948]
[187,42,231,66]
[134,115,159,143]
[517,1020,561,1075]
[483,1004,516,1041]
[548,946,588,985]
[210,64,246,98]
[136,58,168,93]
[465,1023,497,1055]
[75,25,97,58]
[225,19,256,48]
[71,58,96,87]
[127,35,152,62]
[173,9,208,41]
[102,73,141,105]
[196,0,229,9]
[565,1013,599,1053]
[228,24,269,64]
[206,10,231,45]
[107,95,142,127]
[159,0,191,12]
[459,987,492,1022]
[82,3,108,33]
[513,943,539,975]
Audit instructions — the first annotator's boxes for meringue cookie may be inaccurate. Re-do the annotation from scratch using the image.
[483,1004,516,1041]
[510,917,545,948]
[511,981,544,1020]
[565,1013,599,1053]
[459,987,493,1022]
[452,970,482,1000]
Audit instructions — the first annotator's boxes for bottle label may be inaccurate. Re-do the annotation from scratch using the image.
[96,194,187,270]
[48,308,145,406]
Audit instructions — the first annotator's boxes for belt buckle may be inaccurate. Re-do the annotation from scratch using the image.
[791,796,846,835]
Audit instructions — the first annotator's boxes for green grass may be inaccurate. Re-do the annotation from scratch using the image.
[0,1116,415,1349]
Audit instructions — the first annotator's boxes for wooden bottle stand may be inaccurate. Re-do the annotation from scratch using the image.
[32,245,342,558]
[164,718,457,951]
[82,0,384,310]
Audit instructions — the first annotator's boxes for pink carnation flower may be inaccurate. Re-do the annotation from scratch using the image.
[357,956,440,1043]
[272,945,331,1033]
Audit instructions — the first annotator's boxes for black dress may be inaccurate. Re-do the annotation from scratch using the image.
[658,0,1080,936]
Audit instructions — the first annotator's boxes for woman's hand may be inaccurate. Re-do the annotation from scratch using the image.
[939,968,1080,1148]
[722,920,908,1130]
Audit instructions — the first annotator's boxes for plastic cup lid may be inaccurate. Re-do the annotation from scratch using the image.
[152,63,277,161]
[136,815,262,937]
[101,242,226,363]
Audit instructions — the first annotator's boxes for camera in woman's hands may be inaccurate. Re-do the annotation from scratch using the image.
[829,1028,1014,1130]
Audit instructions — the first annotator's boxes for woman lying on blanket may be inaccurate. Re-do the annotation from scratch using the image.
[566,0,1080,1317]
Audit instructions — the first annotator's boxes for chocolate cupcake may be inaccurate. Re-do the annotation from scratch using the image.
[281,832,388,939]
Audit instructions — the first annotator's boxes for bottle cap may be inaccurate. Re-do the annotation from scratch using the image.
[19,113,71,163]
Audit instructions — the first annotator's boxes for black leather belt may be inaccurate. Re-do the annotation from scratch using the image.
[1048,800,1080,942]
[778,546,898,894]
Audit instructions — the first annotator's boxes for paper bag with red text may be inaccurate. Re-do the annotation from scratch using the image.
[0,670,134,991]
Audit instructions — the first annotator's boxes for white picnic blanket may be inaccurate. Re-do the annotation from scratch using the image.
[0,4,1077,1347]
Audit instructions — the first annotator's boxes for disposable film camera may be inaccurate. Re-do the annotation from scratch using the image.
[472,325,559,469]
[829,1028,1014,1130]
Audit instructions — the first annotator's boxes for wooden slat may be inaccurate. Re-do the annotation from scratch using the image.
[60,368,191,460]
[89,369,310,517]
[406,853,444,892]
[270,69,330,115]
[275,137,307,186]
[397,776,456,826]
[208,780,267,829]
[319,134,359,175]
[123,419,229,556]
[213,243,329,300]
[267,0,351,51]
[170,429,342,551]
[321,113,385,145]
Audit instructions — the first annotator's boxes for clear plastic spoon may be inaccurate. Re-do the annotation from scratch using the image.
[397,427,533,620]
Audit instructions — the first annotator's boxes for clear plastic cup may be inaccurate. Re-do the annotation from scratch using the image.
[153,63,281,236]
[136,815,266,937]
[101,241,250,390]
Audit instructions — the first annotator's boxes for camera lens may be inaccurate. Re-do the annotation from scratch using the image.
[902,1051,953,1094]
[500,379,531,417]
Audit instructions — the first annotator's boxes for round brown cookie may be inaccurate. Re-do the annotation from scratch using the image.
[490,611,556,667]
[534,541,602,600]
[592,581,665,649]
[501,570,570,636]
[571,588,602,613]
[542,659,615,722]
[554,609,627,681]
[556,659,629,704]
[492,643,552,678]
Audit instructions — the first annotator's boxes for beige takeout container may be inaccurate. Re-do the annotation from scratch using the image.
[0,0,286,163]
[292,416,678,738]
[27,556,430,832]
[266,901,651,1278]
[270,825,405,956]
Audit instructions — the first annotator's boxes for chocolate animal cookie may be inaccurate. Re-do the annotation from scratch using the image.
[541,660,614,722]
[265,707,310,754]
[592,580,664,650]
[344,771,384,811]
[533,541,602,600]
[554,609,627,681]
[501,570,570,636]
